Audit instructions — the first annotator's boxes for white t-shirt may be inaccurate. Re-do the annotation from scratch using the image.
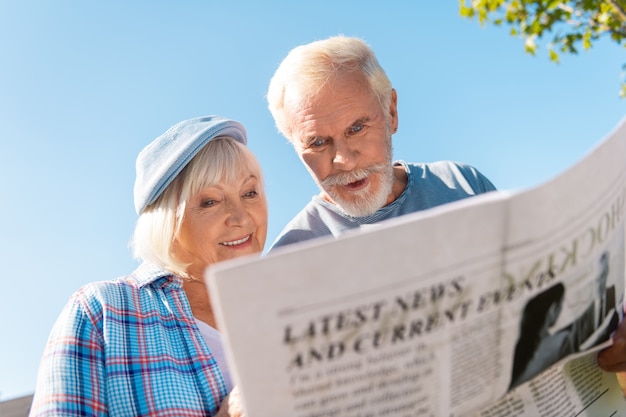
[194,318,233,392]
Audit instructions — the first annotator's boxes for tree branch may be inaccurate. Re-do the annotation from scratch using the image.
[605,0,626,24]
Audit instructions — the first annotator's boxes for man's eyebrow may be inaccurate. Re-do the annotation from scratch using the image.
[348,116,372,129]
[352,116,371,125]
[301,116,373,145]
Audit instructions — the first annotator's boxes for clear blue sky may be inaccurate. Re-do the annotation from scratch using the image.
[1,1,624,400]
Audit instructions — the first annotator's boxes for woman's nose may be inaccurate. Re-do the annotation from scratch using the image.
[225,200,250,225]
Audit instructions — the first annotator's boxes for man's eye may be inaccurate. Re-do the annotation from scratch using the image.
[350,124,364,134]
[311,138,327,148]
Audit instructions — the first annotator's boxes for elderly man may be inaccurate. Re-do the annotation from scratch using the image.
[266,35,496,248]
[266,34,626,382]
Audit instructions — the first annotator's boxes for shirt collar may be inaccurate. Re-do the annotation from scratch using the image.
[127,261,183,289]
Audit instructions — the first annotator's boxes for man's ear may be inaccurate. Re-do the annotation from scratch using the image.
[389,88,398,133]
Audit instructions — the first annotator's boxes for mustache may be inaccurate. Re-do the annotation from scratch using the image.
[321,163,387,187]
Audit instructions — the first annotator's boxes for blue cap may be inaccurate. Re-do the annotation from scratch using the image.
[134,115,247,214]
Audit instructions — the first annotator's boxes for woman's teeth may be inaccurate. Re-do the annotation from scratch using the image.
[220,235,250,246]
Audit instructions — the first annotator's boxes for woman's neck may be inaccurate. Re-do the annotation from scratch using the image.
[182,278,217,328]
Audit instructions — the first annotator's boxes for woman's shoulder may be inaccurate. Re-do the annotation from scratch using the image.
[71,262,179,309]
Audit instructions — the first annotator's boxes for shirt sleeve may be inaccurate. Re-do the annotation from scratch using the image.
[458,163,498,193]
[30,291,108,416]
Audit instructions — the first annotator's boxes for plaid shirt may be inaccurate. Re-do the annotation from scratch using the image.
[30,262,228,416]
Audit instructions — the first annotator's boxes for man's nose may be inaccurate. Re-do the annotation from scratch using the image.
[332,139,358,170]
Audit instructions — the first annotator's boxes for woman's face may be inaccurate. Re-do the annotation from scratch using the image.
[175,168,267,279]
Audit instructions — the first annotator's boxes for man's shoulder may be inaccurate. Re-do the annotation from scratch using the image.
[401,160,497,193]
[269,197,356,250]
[403,160,482,175]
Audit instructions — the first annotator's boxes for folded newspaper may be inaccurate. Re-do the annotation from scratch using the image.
[206,118,626,417]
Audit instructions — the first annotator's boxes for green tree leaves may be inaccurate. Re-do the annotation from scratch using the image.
[460,0,626,97]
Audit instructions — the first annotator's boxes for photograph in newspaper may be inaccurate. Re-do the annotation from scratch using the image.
[207,118,626,417]
[499,208,626,392]
[507,249,621,391]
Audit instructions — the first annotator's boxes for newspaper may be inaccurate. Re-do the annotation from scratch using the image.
[206,118,626,417]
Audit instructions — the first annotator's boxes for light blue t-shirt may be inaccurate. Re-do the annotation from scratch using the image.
[270,160,496,250]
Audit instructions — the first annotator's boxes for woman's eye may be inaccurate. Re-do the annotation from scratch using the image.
[244,190,258,198]
[201,199,217,207]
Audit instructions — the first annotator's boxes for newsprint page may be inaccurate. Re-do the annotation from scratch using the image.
[207,118,626,417]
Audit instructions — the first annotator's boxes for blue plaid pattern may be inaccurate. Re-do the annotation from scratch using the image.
[30,262,228,416]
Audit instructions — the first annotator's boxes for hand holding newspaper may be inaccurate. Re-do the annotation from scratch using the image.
[207,118,626,417]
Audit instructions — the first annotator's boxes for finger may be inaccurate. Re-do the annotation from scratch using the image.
[598,336,626,372]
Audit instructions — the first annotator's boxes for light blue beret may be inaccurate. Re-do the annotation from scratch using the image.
[134,115,247,214]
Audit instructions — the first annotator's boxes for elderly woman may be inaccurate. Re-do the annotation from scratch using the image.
[30,116,266,417]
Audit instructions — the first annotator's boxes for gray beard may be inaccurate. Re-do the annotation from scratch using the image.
[321,162,394,217]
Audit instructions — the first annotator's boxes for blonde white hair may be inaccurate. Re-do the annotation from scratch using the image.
[131,136,263,277]
[267,35,393,141]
